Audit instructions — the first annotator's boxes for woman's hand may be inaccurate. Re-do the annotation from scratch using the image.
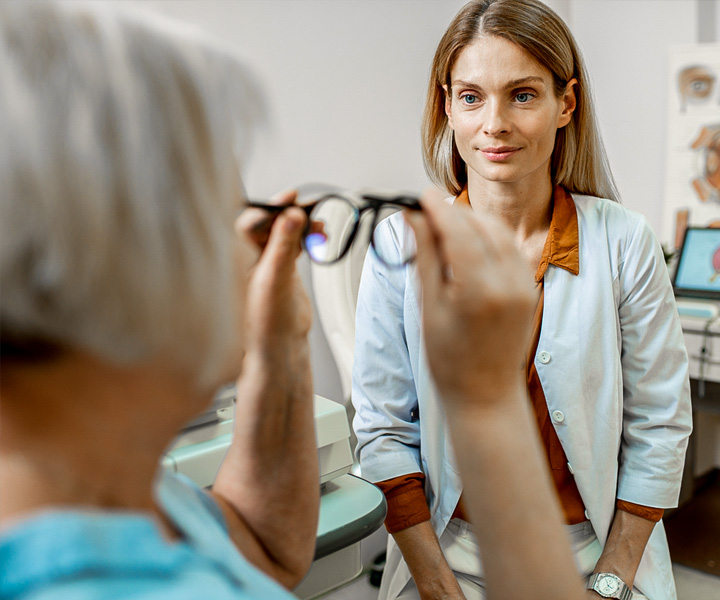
[391,521,467,600]
[405,197,536,406]
[236,190,312,360]
[212,189,318,589]
[404,196,585,599]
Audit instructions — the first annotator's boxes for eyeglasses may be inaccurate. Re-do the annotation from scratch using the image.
[246,192,421,268]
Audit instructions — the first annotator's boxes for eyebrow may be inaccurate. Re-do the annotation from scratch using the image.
[451,76,546,89]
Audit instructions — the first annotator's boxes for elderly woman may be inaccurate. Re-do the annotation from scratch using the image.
[352,1,692,599]
[0,2,317,598]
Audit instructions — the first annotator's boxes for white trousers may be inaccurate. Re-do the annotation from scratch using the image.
[395,519,648,600]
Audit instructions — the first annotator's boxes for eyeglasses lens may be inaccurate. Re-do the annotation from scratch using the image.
[301,194,418,267]
[371,204,417,268]
[304,196,359,264]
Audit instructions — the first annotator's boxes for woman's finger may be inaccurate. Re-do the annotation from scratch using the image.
[236,189,301,249]
[404,210,442,300]
[269,188,298,206]
[255,207,306,282]
[417,196,491,282]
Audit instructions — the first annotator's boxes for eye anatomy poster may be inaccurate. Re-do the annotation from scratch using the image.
[664,44,720,248]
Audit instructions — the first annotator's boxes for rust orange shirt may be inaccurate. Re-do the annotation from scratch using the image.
[375,186,662,533]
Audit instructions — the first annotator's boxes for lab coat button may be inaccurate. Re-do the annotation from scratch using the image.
[567,462,574,475]
[552,410,565,423]
[538,351,551,364]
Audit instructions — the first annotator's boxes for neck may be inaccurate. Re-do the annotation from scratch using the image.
[0,351,210,529]
[467,174,554,241]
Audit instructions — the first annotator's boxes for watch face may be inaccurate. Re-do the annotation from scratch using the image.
[598,575,620,595]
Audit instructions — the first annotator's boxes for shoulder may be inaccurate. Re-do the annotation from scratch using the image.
[0,475,295,600]
[571,194,657,249]
[571,194,646,230]
[0,507,194,599]
[156,469,227,527]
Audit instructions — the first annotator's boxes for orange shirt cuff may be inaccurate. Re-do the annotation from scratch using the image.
[376,473,431,534]
[616,499,664,522]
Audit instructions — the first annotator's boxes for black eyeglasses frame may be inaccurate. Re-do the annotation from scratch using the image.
[245,193,421,267]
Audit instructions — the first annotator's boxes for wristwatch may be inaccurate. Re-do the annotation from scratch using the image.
[587,573,633,600]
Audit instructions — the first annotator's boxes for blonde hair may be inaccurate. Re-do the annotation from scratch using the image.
[0,1,263,387]
[422,0,618,201]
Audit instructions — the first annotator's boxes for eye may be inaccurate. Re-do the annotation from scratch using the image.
[677,65,716,111]
[690,78,711,94]
[459,93,480,105]
[515,92,535,103]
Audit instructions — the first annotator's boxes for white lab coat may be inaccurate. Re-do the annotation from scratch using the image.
[352,194,692,600]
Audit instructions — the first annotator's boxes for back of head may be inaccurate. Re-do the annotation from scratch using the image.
[0,0,263,388]
[422,0,618,201]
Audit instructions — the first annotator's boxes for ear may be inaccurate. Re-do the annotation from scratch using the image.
[443,85,455,130]
[557,78,577,129]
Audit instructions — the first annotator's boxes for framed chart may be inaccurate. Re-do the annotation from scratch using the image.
[664,44,720,248]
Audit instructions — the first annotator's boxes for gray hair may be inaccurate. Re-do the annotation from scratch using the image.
[0,1,264,387]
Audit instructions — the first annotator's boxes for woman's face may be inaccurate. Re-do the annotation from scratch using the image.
[445,35,575,192]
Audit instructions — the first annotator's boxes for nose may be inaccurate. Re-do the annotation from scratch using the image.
[482,99,509,136]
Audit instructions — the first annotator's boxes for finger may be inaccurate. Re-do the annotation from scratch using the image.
[420,185,449,203]
[237,208,274,248]
[465,210,516,260]
[466,211,535,286]
[236,189,300,248]
[404,210,442,300]
[418,196,490,279]
[420,196,485,254]
[269,188,298,207]
[254,206,307,282]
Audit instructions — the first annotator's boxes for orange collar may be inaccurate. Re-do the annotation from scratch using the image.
[535,186,579,281]
[454,185,579,282]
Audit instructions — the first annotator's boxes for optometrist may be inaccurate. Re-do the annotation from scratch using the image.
[352,1,692,600]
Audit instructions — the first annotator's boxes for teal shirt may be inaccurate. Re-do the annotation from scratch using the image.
[0,471,296,599]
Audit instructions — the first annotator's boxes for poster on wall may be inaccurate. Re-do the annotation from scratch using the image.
[663,43,720,249]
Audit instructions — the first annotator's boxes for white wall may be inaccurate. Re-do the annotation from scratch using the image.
[136,0,468,403]
[139,0,467,198]
[569,1,699,238]
[130,1,719,419]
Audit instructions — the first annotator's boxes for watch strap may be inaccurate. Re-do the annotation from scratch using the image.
[587,573,633,600]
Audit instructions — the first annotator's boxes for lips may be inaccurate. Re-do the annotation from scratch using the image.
[480,146,520,161]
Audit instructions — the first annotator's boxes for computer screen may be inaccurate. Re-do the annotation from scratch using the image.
[673,227,720,300]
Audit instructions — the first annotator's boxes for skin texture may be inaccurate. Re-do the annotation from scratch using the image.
[589,510,655,594]
[446,37,574,193]
[393,521,467,599]
[0,191,319,590]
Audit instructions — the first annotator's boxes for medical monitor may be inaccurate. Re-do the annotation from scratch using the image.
[672,227,720,301]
